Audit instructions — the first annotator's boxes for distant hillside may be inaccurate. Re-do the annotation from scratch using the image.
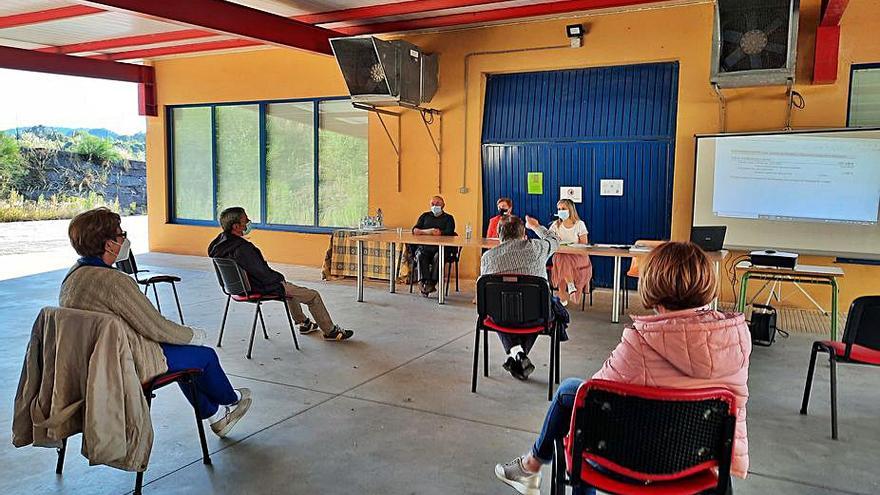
[1,125,145,142]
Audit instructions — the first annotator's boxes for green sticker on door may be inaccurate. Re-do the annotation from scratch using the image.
[527,172,543,195]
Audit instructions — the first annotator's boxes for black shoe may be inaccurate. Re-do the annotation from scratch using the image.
[426,282,438,294]
[503,356,526,380]
[517,352,535,380]
[419,281,430,297]
[323,325,354,341]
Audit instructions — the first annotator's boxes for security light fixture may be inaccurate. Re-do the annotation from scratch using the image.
[566,23,584,48]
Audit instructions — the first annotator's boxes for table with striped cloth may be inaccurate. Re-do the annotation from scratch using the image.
[323,229,410,282]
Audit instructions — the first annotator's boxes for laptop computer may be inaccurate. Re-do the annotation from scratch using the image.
[690,226,727,251]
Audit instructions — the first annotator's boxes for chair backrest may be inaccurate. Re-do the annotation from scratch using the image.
[842,295,880,353]
[211,258,252,296]
[115,251,139,275]
[567,379,736,489]
[626,240,665,278]
[477,274,551,326]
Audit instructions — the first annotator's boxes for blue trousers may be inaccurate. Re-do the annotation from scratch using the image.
[160,344,238,419]
[532,377,595,495]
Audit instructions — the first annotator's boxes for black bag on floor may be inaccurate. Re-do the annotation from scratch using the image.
[748,304,777,347]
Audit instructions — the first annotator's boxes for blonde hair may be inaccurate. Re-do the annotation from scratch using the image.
[555,198,581,225]
[638,242,716,311]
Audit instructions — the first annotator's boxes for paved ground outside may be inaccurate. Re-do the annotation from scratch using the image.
[0,215,147,281]
[0,252,877,494]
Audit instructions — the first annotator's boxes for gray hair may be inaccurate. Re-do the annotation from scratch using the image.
[498,215,525,242]
[219,207,246,232]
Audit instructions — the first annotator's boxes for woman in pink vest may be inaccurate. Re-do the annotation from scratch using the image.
[495,241,751,495]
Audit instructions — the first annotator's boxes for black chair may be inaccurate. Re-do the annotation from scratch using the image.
[407,244,460,297]
[801,295,880,440]
[211,258,300,359]
[471,274,560,400]
[551,379,737,495]
[56,369,211,495]
[116,252,185,324]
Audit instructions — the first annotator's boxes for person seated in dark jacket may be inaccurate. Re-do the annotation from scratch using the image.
[411,195,456,297]
[208,207,353,341]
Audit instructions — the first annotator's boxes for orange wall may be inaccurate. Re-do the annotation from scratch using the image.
[146,0,880,308]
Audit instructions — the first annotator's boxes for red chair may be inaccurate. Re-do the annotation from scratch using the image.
[471,274,560,401]
[800,295,880,440]
[56,369,211,495]
[551,380,737,495]
[211,257,300,359]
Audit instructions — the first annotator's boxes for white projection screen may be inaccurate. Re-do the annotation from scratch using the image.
[693,128,880,260]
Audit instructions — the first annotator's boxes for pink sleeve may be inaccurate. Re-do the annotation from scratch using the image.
[591,330,642,384]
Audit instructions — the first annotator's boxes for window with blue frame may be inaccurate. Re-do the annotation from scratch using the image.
[168,97,368,231]
[848,64,880,127]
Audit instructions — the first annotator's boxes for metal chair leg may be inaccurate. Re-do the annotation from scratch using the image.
[171,281,185,325]
[186,377,212,465]
[800,343,821,414]
[246,303,260,359]
[55,438,67,474]
[455,260,460,292]
[152,283,162,314]
[555,330,561,384]
[283,300,300,351]
[471,324,481,393]
[258,305,269,340]
[135,389,156,494]
[217,295,231,347]
[143,284,149,296]
[830,354,838,440]
[483,329,489,377]
[548,331,556,401]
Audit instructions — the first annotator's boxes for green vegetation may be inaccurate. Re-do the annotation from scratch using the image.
[0,133,25,195]
[70,132,123,164]
[0,190,122,222]
[0,127,147,222]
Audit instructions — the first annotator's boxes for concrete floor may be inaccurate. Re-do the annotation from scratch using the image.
[1,252,877,495]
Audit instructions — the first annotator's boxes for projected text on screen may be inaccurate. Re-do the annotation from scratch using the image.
[712,136,880,224]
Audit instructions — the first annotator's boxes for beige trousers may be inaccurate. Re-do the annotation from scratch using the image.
[282,281,334,334]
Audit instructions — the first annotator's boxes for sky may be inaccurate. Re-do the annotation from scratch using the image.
[0,68,146,135]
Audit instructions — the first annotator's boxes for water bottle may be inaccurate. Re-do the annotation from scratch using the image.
[465,223,473,240]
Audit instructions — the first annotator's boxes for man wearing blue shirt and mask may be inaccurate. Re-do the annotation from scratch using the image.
[208,207,353,341]
[411,196,456,296]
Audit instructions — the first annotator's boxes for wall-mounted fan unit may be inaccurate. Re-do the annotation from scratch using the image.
[711,0,800,88]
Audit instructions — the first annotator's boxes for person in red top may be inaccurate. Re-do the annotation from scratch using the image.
[486,197,513,238]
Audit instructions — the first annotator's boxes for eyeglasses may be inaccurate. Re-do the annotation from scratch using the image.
[115,231,128,240]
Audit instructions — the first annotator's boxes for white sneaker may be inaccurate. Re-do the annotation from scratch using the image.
[210,388,252,438]
[495,456,541,495]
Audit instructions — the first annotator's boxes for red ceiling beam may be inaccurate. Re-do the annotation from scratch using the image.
[819,0,850,26]
[0,5,102,29]
[0,45,156,116]
[96,0,663,61]
[74,0,341,55]
[38,29,210,55]
[338,0,663,36]
[812,0,850,85]
[296,0,510,25]
[40,0,511,56]
[97,39,260,61]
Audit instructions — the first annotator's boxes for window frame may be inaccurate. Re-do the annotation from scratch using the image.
[166,95,365,234]
[847,63,880,127]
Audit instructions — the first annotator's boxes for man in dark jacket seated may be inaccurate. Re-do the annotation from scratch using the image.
[208,207,353,341]
[411,195,456,296]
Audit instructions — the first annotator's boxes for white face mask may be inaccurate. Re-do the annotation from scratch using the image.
[557,209,570,221]
[110,237,131,262]
[431,205,443,216]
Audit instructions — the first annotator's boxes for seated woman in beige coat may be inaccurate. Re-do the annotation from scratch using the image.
[61,207,251,438]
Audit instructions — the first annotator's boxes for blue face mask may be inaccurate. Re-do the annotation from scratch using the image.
[242,221,254,236]
[431,205,443,216]
[557,209,570,221]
